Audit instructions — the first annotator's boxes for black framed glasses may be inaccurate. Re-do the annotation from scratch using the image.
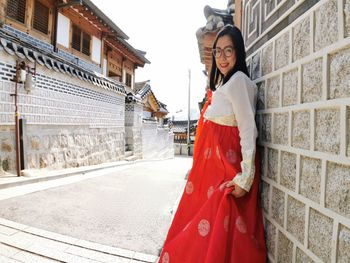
[212,46,234,58]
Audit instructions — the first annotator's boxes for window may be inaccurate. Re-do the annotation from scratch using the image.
[33,0,50,35]
[6,0,26,24]
[125,73,132,87]
[72,25,91,56]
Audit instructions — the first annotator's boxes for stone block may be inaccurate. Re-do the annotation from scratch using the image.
[338,224,350,262]
[300,156,321,203]
[287,196,305,242]
[302,58,323,103]
[315,108,340,154]
[262,43,273,76]
[265,219,276,258]
[314,0,338,51]
[257,81,265,110]
[329,46,350,99]
[271,187,285,226]
[273,112,289,145]
[280,151,296,191]
[275,31,290,70]
[267,148,278,182]
[30,136,40,150]
[345,0,350,37]
[277,231,293,263]
[282,68,298,106]
[325,162,350,218]
[348,107,350,156]
[266,76,280,108]
[308,209,333,262]
[1,138,13,152]
[252,52,261,80]
[295,248,314,263]
[262,114,272,143]
[292,110,310,150]
[261,181,270,213]
[292,16,310,62]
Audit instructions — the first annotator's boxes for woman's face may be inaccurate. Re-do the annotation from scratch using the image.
[214,35,236,77]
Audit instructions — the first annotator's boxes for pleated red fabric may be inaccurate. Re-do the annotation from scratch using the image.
[159,120,266,263]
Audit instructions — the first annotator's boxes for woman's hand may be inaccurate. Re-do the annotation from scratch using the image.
[226,181,247,198]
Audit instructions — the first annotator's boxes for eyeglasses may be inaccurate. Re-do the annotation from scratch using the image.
[212,46,234,58]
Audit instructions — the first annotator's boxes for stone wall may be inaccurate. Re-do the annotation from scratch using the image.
[242,0,350,262]
[125,102,143,158]
[142,121,174,160]
[0,53,126,174]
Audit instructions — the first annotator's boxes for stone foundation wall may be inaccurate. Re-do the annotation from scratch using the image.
[142,121,174,160]
[0,53,126,174]
[125,103,143,158]
[242,0,350,262]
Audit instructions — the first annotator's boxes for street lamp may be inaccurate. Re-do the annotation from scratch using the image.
[11,60,36,176]
[187,69,191,156]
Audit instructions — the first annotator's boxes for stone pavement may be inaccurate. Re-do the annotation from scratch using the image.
[0,159,173,263]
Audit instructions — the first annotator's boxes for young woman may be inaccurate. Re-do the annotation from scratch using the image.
[159,25,267,263]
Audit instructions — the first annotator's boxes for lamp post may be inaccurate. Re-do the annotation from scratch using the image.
[11,60,36,176]
[187,69,191,156]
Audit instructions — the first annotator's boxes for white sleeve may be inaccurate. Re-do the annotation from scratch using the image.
[226,73,258,192]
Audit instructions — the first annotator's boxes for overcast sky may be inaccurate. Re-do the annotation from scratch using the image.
[91,0,228,120]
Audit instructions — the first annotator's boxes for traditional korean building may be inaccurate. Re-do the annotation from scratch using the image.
[0,0,152,175]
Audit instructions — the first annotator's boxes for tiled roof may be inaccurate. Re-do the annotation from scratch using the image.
[0,29,126,95]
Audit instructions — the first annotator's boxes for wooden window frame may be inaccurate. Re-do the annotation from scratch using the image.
[5,0,53,42]
[70,23,91,59]
[31,0,51,36]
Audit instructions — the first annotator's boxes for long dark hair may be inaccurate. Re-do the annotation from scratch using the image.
[209,25,249,91]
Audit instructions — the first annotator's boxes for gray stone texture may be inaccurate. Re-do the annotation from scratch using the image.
[25,127,125,170]
[292,110,310,150]
[302,58,323,103]
[287,196,305,242]
[265,219,276,258]
[338,224,350,262]
[275,31,290,70]
[315,108,340,154]
[292,16,310,62]
[280,151,296,191]
[261,181,270,213]
[308,209,333,262]
[345,0,350,37]
[277,231,293,263]
[252,51,261,80]
[262,114,272,143]
[271,187,285,227]
[325,162,350,218]
[257,81,266,110]
[348,107,350,156]
[282,68,298,106]
[300,156,321,203]
[295,248,314,263]
[273,112,289,145]
[266,76,280,108]
[314,0,338,51]
[267,148,278,182]
[329,46,350,99]
[262,43,273,76]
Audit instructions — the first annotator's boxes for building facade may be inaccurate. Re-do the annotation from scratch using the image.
[240,0,350,262]
[0,0,153,175]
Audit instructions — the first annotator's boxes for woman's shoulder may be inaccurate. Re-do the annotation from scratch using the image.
[226,71,256,88]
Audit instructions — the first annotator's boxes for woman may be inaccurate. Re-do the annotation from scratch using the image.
[159,25,266,263]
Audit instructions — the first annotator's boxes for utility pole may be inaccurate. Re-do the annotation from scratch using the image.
[187,69,191,156]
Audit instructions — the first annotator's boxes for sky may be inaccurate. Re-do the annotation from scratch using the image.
[91,0,229,120]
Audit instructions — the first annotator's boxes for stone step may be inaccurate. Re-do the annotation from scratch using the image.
[125,155,138,162]
[125,151,133,158]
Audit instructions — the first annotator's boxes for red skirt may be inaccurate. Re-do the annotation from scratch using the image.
[159,120,266,263]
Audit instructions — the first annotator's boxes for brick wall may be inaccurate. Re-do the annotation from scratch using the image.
[241,0,350,262]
